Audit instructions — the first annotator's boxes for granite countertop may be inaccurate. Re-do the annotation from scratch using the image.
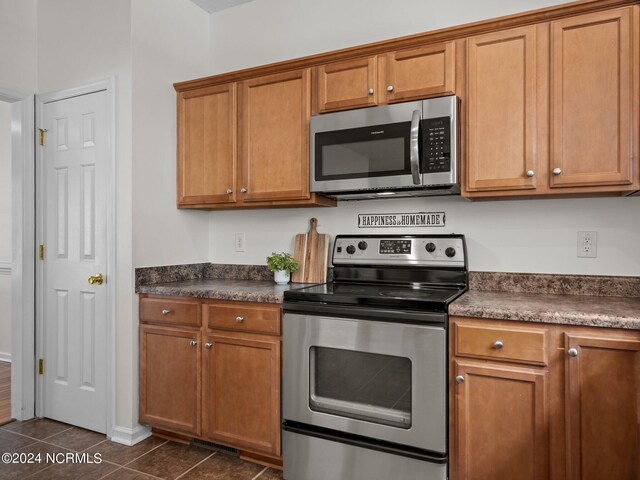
[136,278,315,304]
[449,290,640,330]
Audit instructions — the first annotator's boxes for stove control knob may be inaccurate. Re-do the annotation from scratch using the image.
[445,247,456,258]
[425,242,436,253]
[358,241,368,251]
[346,245,356,255]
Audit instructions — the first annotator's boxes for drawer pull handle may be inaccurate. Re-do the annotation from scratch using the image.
[568,348,579,357]
[205,343,213,350]
[190,340,197,347]
[161,309,171,316]
[235,316,245,323]
[493,340,504,350]
[455,375,465,384]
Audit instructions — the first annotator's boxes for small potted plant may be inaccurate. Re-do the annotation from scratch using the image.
[266,252,300,285]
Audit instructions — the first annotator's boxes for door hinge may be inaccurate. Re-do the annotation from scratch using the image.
[38,359,44,375]
[39,244,45,261]
[38,128,47,146]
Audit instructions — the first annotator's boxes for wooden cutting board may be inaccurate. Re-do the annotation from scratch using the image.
[291,218,329,284]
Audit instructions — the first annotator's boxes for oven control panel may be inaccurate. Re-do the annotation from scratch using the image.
[333,235,466,267]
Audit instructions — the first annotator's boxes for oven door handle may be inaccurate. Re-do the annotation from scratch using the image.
[283,301,445,325]
[410,109,422,185]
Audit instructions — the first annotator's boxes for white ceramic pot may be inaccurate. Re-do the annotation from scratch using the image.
[274,270,290,285]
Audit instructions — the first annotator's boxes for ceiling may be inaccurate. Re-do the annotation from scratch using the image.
[190,0,257,13]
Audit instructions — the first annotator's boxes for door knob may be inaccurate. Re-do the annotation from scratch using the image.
[552,168,562,175]
[226,188,233,194]
[190,340,198,347]
[493,340,504,350]
[88,273,104,285]
[205,343,213,349]
[568,348,579,357]
[240,188,247,193]
[367,88,374,95]
[386,85,394,92]
[526,170,535,177]
[235,316,245,323]
[455,375,465,384]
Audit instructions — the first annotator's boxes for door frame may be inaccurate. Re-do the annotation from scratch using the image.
[0,87,35,422]
[35,78,116,437]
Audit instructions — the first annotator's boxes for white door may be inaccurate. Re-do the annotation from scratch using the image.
[41,90,109,433]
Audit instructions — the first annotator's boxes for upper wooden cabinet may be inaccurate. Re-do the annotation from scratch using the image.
[466,26,540,192]
[315,57,378,113]
[550,8,635,189]
[176,70,335,210]
[239,70,311,202]
[464,6,639,198]
[177,84,237,205]
[313,41,457,113]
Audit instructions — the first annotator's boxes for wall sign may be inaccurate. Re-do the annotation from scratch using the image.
[358,212,446,228]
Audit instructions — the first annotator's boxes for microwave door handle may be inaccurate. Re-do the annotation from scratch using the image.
[410,109,421,185]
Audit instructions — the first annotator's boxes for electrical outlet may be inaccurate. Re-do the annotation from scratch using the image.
[235,233,245,252]
[577,231,597,258]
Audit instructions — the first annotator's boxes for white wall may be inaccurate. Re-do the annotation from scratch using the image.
[0,101,11,359]
[0,0,37,92]
[209,0,574,74]
[132,0,211,268]
[208,0,640,276]
[130,0,210,431]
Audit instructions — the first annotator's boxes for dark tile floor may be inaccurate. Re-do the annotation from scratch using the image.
[0,418,282,479]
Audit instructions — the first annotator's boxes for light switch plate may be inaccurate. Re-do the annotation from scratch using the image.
[235,233,245,252]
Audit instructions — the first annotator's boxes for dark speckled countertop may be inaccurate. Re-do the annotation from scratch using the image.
[449,291,640,329]
[137,278,316,304]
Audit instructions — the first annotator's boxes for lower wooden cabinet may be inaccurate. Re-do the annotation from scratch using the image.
[450,316,640,480]
[203,333,281,455]
[139,295,282,463]
[139,324,201,436]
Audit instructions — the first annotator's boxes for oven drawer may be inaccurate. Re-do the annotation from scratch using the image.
[454,321,547,366]
[139,297,201,327]
[204,302,281,335]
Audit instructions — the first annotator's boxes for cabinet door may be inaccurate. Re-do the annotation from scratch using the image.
[239,69,310,202]
[139,325,201,436]
[550,8,635,188]
[384,42,455,103]
[452,361,549,480]
[203,333,281,456]
[177,83,237,205]
[315,57,377,113]
[466,26,540,192]
[564,333,640,480]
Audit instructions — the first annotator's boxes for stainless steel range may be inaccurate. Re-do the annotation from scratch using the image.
[282,234,467,480]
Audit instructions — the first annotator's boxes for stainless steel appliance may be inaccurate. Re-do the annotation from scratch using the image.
[283,234,468,480]
[310,96,459,200]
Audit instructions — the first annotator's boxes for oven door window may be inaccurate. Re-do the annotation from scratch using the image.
[315,122,412,181]
[309,347,412,429]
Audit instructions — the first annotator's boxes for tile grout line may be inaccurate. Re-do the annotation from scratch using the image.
[112,466,169,480]
[174,451,217,480]
[252,466,269,480]
[120,439,169,468]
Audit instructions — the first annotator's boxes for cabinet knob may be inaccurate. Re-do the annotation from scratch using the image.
[240,188,247,193]
[367,88,374,95]
[493,340,504,350]
[190,340,197,347]
[205,343,213,350]
[455,375,465,384]
[568,348,579,357]
[161,309,171,316]
[552,168,562,175]
[526,170,535,177]
[235,316,245,323]
[386,85,394,92]
[226,188,233,194]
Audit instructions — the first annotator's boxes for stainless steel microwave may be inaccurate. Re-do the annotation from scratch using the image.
[310,96,459,200]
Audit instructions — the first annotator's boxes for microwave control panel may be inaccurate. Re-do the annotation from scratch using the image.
[422,116,451,173]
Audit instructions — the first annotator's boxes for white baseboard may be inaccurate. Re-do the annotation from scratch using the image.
[0,352,11,363]
[109,424,152,446]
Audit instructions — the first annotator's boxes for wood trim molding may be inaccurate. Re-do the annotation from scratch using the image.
[175,0,639,92]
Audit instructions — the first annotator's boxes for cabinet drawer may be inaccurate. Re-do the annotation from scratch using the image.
[140,297,201,327]
[205,303,281,335]
[454,323,547,365]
